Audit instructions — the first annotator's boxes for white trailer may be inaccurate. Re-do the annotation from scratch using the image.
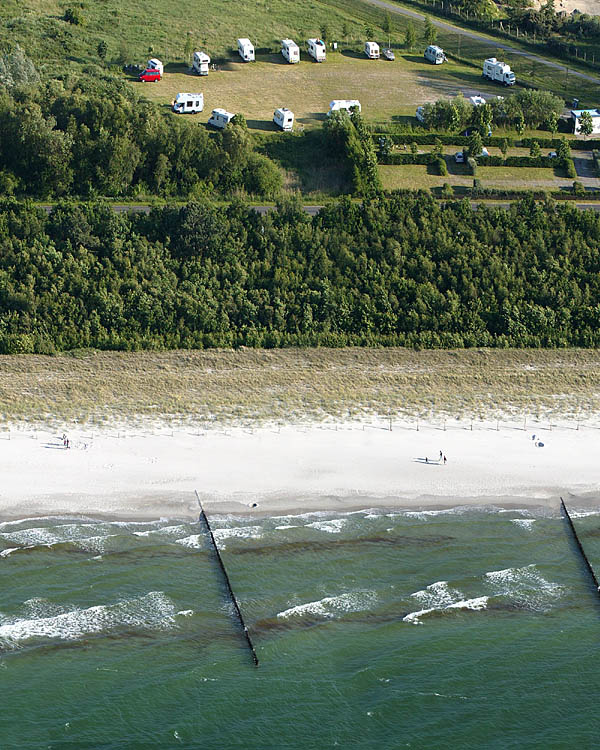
[193,51,210,75]
[208,108,235,128]
[307,38,326,62]
[364,41,380,59]
[281,39,300,63]
[237,38,255,62]
[483,57,515,86]
[273,107,294,131]
[328,99,361,116]
[424,45,446,64]
[147,58,164,75]
[172,93,204,114]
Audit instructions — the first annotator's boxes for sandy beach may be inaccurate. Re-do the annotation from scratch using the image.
[1,419,598,521]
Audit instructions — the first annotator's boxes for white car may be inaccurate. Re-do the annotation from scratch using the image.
[455,148,489,163]
[382,48,395,61]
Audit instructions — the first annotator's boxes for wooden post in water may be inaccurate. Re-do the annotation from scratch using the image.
[561,497,600,596]
[195,490,259,666]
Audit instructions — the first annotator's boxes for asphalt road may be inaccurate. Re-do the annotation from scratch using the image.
[361,0,600,86]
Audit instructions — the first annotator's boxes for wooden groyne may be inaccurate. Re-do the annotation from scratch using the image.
[195,491,259,666]
[561,497,600,595]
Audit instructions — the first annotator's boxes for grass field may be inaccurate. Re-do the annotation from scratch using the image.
[1,349,599,426]
[379,162,575,191]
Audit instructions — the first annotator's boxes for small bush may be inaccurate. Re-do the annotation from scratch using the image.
[467,157,477,176]
[472,179,483,196]
[572,180,586,196]
[440,182,454,198]
[565,159,577,178]
[436,157,448,176]
[64,7,83,24]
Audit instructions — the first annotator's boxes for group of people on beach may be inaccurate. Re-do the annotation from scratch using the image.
[61,433,70,449]
[424,451,447,464]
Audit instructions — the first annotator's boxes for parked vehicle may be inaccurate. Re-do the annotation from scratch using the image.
[415,106,425,123]
[237,38,255,62]
[273,107,294,131]
[208,108,235,128]
[147,58,164,76]
[469,95,486,107]
[139,68,161,82]
[281,39,300,63]
[455,148,489,162]
[424,45,446,64]
[172,93,204,114]
[307,38,326,62]
[193,51,211,76]
[382,48,395,61]
[328,99,361,116]
[548,151,558,158]
[482,57,516,86]
[364,41,380,59]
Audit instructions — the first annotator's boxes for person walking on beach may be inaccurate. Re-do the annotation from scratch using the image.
[439,450,443,461]
[443,455,447,464]
[425,457,428,464]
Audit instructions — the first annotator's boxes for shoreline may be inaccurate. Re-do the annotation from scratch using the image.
[1,421,599,523]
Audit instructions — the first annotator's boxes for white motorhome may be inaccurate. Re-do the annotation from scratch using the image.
[364,41,380,59]
[147,58,164,75]
[193,51,210,75]
[328,99,361,116]
[424,45,445,64]
[237,38,255,62]
[208,108,235,128]
[571,108,600,135]
[307,38,326,62]
[172,93,204,114]
[281,39,300,63]
[483,57,516,86]
[273,107,294,131]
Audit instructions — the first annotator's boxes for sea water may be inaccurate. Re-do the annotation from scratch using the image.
[1,504,599,748]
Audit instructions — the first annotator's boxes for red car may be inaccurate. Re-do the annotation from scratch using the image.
[139,68,161,82]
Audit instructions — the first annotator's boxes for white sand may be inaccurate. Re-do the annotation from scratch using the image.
[0,420,598,521]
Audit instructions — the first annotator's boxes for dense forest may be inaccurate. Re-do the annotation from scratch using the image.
[0,194,599,353]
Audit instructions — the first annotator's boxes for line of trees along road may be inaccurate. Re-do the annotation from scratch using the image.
[1,194,600,353]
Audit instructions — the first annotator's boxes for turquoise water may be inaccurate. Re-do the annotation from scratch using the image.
[1,505,600,749]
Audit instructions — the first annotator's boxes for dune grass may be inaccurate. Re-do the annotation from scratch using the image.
[1,349,599,428]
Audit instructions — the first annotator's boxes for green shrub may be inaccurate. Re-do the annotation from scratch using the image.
[572,180,586,196]
[565,159,577,178]
[436,157,448,176]
[467,157,477,176]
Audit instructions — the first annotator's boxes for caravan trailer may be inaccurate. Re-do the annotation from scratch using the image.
[237,38,255,62]
[328,99,361,116]
[172,93,204,114]
[147,58,164,75]
[307,38,326,62]
[281,39,300,63]
[193,51,211,75]
[208,108,235,129]
[364,41,380,59]
[424,45,446,64]
[273,107,294,131]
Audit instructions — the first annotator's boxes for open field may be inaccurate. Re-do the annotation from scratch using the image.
[1,349,600,427]
[379,162,577,191]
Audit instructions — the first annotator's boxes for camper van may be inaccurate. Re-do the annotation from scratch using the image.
[172,93,204,114]
[424,45,446,64]
[364,41,380,59]
[208,108,235,129]
[193,51,210,76]
[483,58,516,86]
[281,39,300,63]
[147,58,164,76]
[237,38,255,62]
[273,107,294,131]
[328,99,361,116]
[307,38,326,62]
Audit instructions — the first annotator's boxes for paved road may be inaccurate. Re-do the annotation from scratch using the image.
[361,0,600,86]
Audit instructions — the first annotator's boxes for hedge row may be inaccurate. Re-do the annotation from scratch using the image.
[593,150,600,176]
[380,153,558,168]
[374,133,600,151]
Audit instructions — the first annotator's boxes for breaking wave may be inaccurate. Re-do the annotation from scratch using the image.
[484,565,563,611]
[277,590,377,619]
[0,591,177,650]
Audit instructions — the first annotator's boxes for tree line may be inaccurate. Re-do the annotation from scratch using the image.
[0,76,282,199]
[1,194,600,353]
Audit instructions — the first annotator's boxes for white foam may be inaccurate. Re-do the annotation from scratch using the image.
[511,519,536,531]
[402,607,436,625]
[132,524,188,538]
[175,534,203,549]
[0,591,176,649]
[212,526,263,547]
[485,564,563,610]
[277,590,377,619]
[446,596,489,611]
[176,610,193,617]
[404,582,489,624]
[307,518,347,534]
[275,525,298,530]
[0,548,20,558]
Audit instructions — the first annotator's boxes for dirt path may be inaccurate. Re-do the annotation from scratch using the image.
[361,0,600,85]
